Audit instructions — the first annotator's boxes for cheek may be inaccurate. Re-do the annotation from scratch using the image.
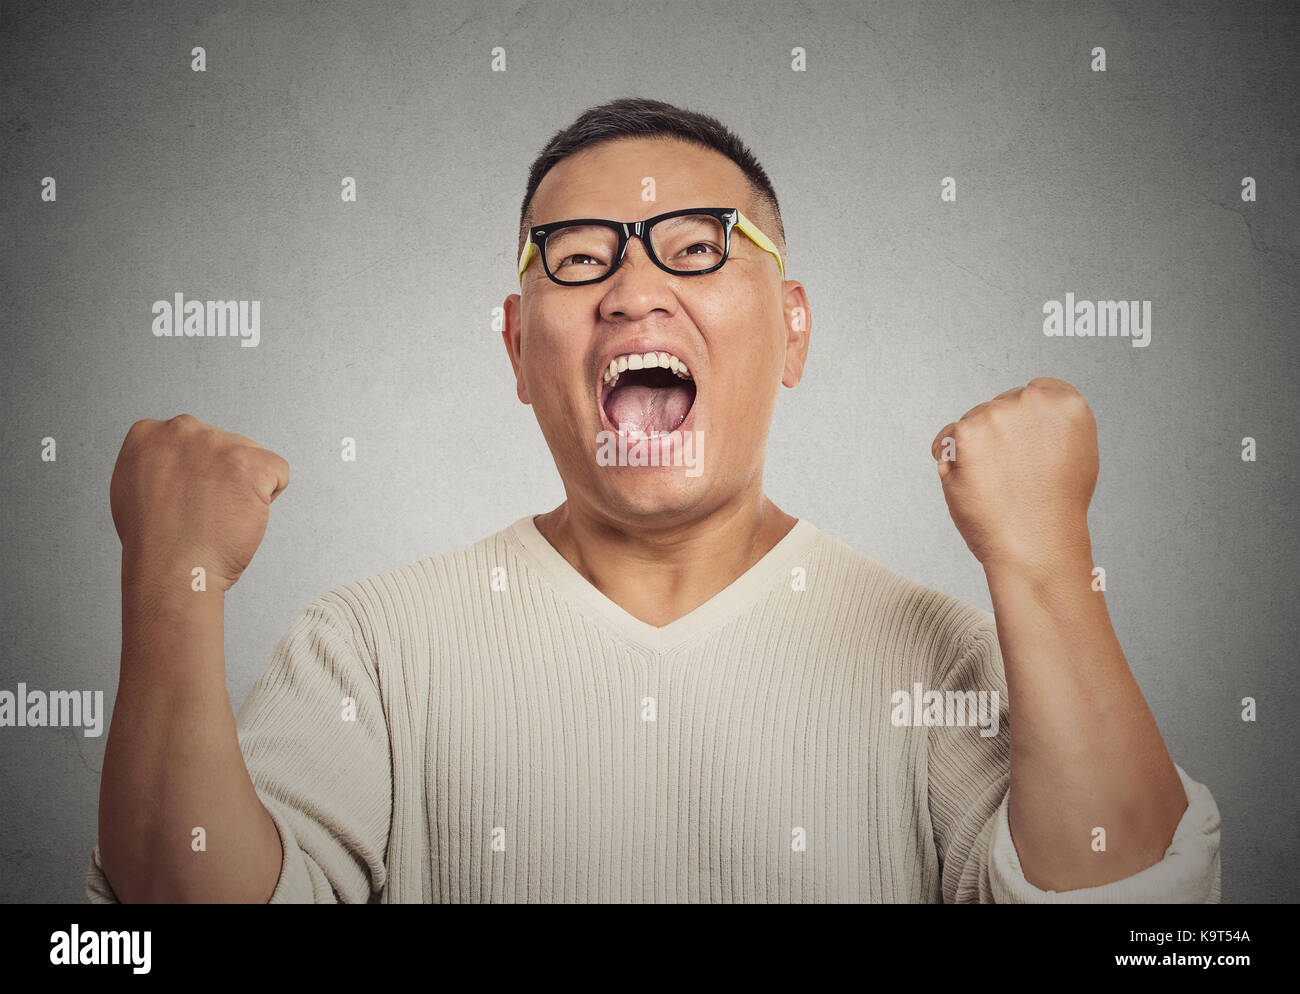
[522,314,565,368]
[522,314,591,419]
[701,295,786,400]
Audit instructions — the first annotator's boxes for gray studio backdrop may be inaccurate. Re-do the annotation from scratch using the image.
[2,0,1297,902]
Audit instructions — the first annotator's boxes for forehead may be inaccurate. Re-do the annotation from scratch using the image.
[530,137,756,224]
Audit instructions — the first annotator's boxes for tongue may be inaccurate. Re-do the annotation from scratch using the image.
[605,382,693,436]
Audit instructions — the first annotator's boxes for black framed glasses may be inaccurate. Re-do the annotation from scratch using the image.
[517,206,785,286]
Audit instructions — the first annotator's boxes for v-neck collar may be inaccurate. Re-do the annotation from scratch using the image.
[505,513,820,654]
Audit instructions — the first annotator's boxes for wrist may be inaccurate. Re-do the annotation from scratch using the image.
[982,535,1096,595]
[980,522,1093,577]
[121,553,226,619]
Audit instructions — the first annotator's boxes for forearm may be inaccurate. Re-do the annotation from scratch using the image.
[984,544,1186,891]
[98,570,283,903]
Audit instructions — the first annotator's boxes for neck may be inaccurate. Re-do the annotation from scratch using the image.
[533,488,797,628]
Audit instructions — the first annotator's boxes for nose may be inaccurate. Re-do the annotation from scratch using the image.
[619,230,655,273]
[598,234,676,322]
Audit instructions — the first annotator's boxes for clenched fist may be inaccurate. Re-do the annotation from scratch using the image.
[109,414,290,593]
[931,377,1098,571]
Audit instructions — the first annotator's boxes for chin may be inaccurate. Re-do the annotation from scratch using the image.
[590,471,709,526]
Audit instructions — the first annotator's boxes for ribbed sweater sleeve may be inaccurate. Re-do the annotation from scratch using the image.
[237,594,392,903]
[927,618,1222,903]
[84,593,392,904]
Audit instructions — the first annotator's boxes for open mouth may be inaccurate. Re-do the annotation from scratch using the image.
[599,351,697,437]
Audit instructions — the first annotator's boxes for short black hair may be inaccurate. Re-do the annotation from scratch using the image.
[518,97,786,268]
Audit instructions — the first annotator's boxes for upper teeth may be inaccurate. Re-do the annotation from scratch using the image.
[603,351,692,387]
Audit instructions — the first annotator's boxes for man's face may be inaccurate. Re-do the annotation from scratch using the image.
[503,137,809,529]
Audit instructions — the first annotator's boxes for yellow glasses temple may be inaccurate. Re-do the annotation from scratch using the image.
[734,210,785,278]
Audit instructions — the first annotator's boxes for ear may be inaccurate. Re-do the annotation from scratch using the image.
[502,292,530,405]
[780,280,811,388]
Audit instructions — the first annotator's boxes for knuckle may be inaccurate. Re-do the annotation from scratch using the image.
[1064,385,1089,406]
[983,398,1010,418]
[222,446,255,476]
[1027,376,1079,397]
[124,418,162,443]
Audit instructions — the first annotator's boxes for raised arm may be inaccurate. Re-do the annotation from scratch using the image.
[930,378,1213,894]
[97,414,289,902]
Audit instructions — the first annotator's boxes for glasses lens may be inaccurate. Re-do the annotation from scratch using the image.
[650,213,727,273]
[543,224,620,283]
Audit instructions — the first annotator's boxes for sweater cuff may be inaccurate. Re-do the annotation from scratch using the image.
[260,794,320,904]
[989,763,1222,903]
[85,845,121,903]
[84,797,319,904]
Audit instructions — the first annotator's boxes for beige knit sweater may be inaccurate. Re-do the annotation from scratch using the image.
[86,515,1221,902]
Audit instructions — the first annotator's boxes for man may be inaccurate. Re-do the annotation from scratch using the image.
[88,97,1220,903]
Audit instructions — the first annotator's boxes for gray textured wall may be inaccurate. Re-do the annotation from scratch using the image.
[1,0,1296,902]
